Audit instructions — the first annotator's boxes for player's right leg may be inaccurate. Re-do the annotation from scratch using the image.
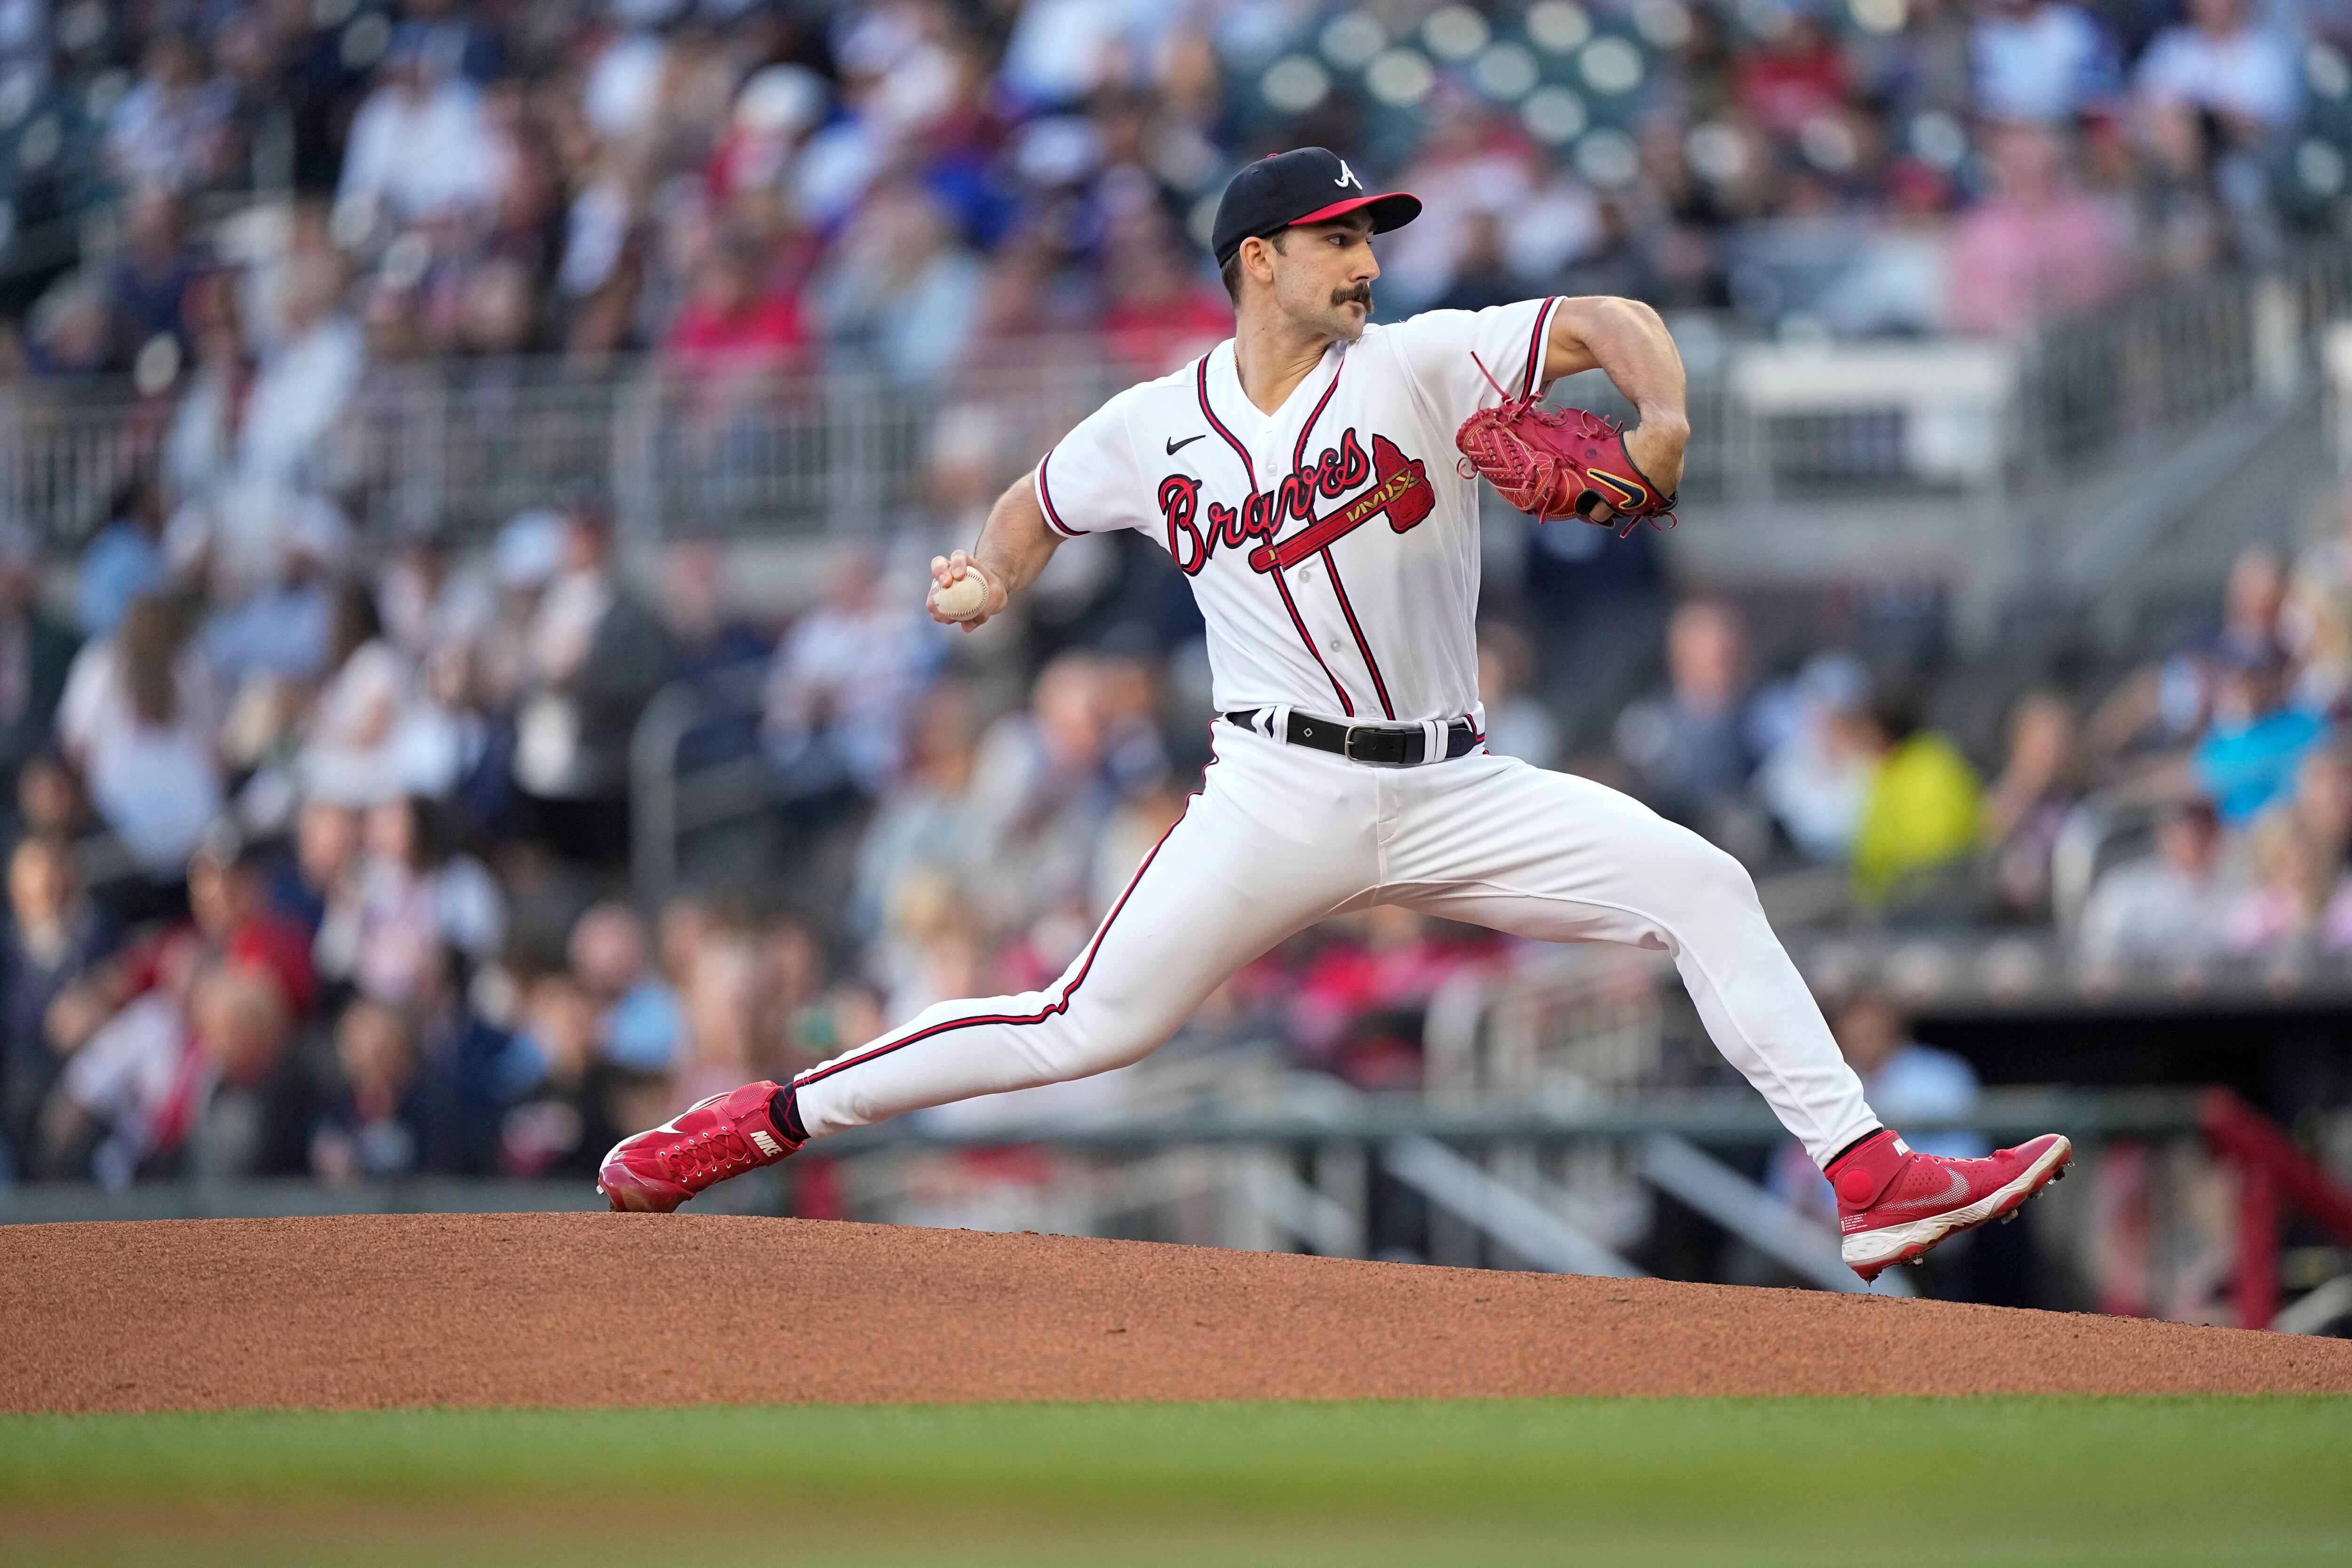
[1382,753,2069,1279]
[598,726,1375,1211]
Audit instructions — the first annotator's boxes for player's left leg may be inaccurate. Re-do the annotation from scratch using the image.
[597,724,1380,1212]
[1382,753,2068,1277]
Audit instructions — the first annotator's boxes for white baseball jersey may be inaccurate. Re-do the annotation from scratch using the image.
[1034,296,1563,723]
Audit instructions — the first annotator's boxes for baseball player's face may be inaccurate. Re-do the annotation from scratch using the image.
[1272,216,1380,343]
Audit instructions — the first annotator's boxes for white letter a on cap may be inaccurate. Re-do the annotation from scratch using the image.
[1335,158,1359,188]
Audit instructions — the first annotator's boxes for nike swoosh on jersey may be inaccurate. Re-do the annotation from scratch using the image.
[1166,433,1207,454]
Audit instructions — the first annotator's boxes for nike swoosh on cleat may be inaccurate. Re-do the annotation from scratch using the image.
[1167,433,1207,454]
[1879,1169,1974,1215]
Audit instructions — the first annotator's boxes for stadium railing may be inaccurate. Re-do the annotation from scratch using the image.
[9,246,2351,550]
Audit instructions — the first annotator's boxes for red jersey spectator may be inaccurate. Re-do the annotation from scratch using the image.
[664,235,807,379]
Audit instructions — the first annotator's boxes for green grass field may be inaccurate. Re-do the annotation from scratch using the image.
[2,1397,2347,1566]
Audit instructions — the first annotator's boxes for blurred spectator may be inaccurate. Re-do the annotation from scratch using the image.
[1971,0,2122,124]
[812,181,984,386]
[2090,544,2288,764]
[2190,645,2325,827]
[334,27,501,234]
[2078,800,2230,961]
[850,685,980,943]
[2221,810,2344,955]
[964,652,1112,933]
[1983,692,2085,919]
[200,497,345,686]
[106,186,206,375]
[675,928,760,1108]
[2135,0,2302,140]
[510,503,670,863]
[76,479,168,642]
[2286,740,2352,873]
[236,254,364,503]
[1478,622,1559,770]
[0,525,79,810]
[272,798,358,937]
[0,836,114,1171]
[1287,907,1499,1088]
[1850,685,1986,904]
[40,962,197,1185]
[660,543,768,680]
[571,900,681,1074]
[311,997,426,1182]
[300,579,420,806]
[408,941,515,1176]
[1097,214,1234,377]
[316,796,502,1005]
[102,35,230,195]
[764,543,941,804]
[664,230,808,382]
[1947,123,2128,336]
[178,961,307,1180]
[55,593,222,880]
[2285,495,2352,711]
[1754,651,1875,862]
[186,830,316,1019]
[1613,600,1760,836]
[500,973,629,1179]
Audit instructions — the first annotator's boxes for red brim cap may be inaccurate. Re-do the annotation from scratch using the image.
[1286,190,1422,234]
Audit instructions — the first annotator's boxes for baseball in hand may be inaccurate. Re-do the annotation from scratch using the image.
[933,571,988,619]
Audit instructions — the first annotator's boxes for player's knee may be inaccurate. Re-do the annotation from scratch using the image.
[1658,831,1759,920]
[1029,1003,1175,1081]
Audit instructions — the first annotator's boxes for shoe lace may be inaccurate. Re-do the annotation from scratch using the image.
[660,1125,755,1186]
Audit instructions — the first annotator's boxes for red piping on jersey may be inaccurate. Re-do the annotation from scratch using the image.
[791,802,1188,1092]
[1196,354,1356,718]
[1522,297,1559,400]
[1290,357,1396,719]
[1035,449,1081,538]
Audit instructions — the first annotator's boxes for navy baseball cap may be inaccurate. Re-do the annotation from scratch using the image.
[1211,148,1421,267]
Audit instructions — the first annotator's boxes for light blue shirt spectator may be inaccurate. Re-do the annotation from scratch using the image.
[76,522,165,639]
[1971,0,2120,124]
[604,980,683,1072]
[204,582,333,683]
[2193,706,2325,827]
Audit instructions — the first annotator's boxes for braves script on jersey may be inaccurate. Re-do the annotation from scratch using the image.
[777,295,1881,1182]
[1036,298,1562,722]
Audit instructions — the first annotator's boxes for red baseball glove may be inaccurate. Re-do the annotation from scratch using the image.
[1454,358,1677,538]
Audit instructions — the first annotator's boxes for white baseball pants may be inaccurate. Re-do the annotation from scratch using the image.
[791,720,1877,1167]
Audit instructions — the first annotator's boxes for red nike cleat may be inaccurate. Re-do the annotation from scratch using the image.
[1833,1129,2072,1281]
[597,1081,801,1213]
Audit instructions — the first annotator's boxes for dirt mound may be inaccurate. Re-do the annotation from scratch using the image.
[6,1213,2349,1412]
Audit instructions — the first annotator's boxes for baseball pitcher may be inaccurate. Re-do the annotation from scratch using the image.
[599,149,2069,1281]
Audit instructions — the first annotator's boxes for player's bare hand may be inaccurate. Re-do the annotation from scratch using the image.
[928,550,1002,631]
[1624,414,1688,502]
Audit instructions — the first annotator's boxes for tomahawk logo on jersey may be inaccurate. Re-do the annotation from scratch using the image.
[1036,294,1562,724]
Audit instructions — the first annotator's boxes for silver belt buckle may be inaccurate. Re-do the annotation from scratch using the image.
[1342,724,1373,764]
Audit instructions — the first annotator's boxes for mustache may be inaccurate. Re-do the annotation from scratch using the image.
[1334,283,1372,308]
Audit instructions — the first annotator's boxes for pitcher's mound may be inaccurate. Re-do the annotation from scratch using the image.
[6,1213,2348,1412]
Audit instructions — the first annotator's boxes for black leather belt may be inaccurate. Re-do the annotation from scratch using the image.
[1224,709,1482,766]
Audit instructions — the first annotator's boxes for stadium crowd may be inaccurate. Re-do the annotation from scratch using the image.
[0,0,2347,1189]
[7,0,2352,377]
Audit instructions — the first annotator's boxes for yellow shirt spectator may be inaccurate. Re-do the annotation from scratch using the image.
[1853,732,1984,901]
